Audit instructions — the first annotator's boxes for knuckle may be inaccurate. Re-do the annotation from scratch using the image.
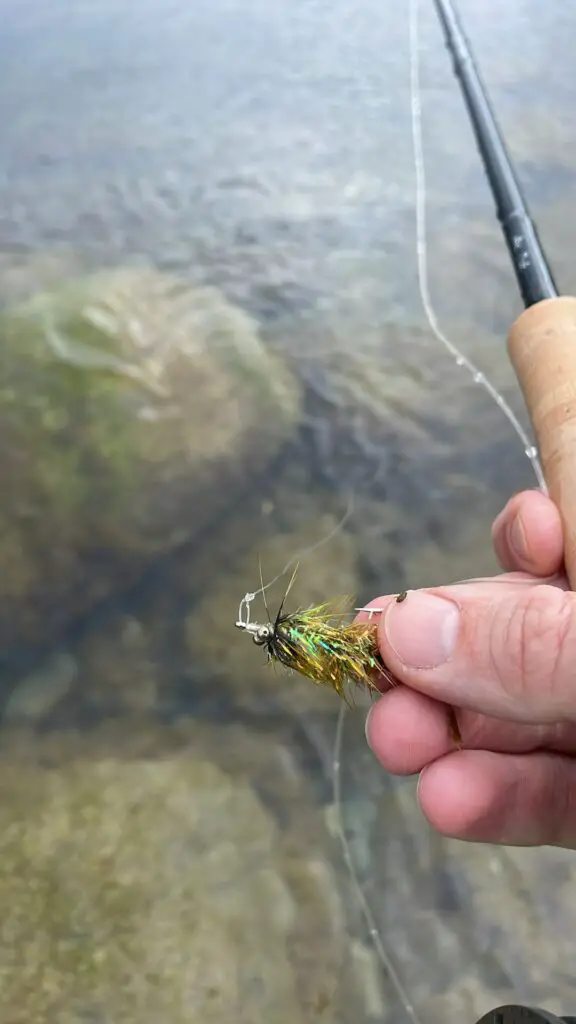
[490,585,576,713]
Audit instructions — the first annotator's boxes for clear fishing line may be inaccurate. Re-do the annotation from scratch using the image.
[332,0,547,1017]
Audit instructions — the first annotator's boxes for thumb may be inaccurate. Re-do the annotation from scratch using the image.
[373,574,576,724]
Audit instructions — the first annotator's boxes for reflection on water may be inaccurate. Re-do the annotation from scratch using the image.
[1,0,576,1020]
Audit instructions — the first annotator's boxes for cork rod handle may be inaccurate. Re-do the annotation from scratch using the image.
[508,297,576,588]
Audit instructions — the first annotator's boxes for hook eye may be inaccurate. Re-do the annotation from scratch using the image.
[253,626,271,646]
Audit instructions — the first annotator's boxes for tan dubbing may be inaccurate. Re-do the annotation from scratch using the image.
[508,296,576,588]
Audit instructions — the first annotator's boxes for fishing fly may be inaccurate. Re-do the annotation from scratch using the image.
[236,573,465,747]
[235,565,399,703]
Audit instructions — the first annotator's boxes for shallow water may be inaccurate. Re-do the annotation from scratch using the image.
[1,0,576,1021]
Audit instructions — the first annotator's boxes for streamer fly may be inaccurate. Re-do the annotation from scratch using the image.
[235,572,462,744]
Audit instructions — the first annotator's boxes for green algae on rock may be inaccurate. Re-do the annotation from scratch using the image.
[0,266,301,654]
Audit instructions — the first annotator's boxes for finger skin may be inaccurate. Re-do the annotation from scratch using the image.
[362,577,576,724]
[491,489,564,576]
[366,687,455,774]
[417,749,576,847]
[366,685,576,776]
[365,686,576,846]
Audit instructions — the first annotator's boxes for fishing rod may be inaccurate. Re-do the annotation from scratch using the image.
[432,0,558,308]
[430,4,574,1023]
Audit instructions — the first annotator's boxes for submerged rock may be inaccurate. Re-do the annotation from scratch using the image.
[292,315,535,507]
[2,652,78,725]
[0,266,301,654]
[0,248,87,309]
[0,752,302,1023]
[0,718,368,1024]
[3,459,359,723]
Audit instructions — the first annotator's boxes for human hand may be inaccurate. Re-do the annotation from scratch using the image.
[362,487,576,848]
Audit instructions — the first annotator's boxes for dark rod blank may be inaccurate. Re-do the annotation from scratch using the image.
[432,0,558,308]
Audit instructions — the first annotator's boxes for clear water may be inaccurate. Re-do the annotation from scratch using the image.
[0,0,576,1021]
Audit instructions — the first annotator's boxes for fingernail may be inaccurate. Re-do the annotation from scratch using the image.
[365,705,375,749]
[383,592,460,669]
[416,765,429,806]
[508,514,528,562]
